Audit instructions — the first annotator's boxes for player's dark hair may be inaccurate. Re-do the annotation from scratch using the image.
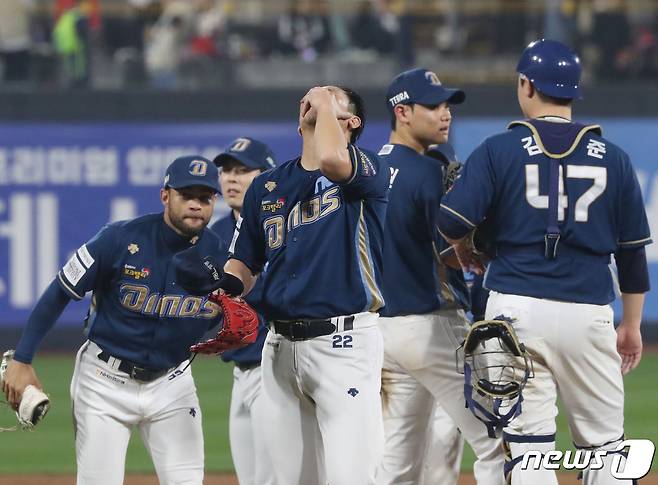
[536,90,573,107]
[521,77,572,107]
[338,86,366,144]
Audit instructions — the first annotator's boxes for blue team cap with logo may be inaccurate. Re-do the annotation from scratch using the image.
[164,155,220,193]
[213,137,277,171]
[386,68,465,112]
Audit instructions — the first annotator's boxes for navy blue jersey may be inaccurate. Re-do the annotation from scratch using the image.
[210,212,267,365]
[230,145,389,320]
[57,213,228,369]
[378,144,469,316]
[440,119,652,305]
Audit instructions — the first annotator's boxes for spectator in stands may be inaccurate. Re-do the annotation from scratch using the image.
[53,0,91,87]
[144,0,194,88]
[350,0,395,55]
[0,0,35,83]
[276,0,331,62]
[591,0,631,79]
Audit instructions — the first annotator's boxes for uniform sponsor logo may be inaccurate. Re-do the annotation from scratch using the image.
[347,387,359,397]
[188,160,208,176]
[127,243,139,255]
[62,254,86,285]
[77,244,95,268]
[518,439,655,479]
[389,91,410,106]
[96,368,126,385]
[123,264,150,280]
[262,198,286,212]
[265,181,277,192]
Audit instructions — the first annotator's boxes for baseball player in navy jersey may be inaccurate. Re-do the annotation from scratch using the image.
[209,137,276,485]
[438,39,651,484]
[377,68,504,485]
[197,85,389,484]
[2,156,226,485]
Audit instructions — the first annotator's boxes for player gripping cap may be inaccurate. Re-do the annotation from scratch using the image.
[164,155,220,192]
[516,38,582,99]
[213,137,277,170]
[386,68,465,112]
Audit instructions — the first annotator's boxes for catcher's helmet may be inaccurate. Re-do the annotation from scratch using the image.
[517,39,582,100]
[456,316,533,438]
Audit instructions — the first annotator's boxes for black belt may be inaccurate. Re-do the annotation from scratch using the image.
[97,350,169,382]
[271,316,354,341]
[235,361,261,372]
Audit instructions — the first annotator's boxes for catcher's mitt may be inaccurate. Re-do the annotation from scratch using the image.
[190,293,259,354]
[1,350,50,431]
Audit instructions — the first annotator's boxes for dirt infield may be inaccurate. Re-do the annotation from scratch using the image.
[1,474,657,484]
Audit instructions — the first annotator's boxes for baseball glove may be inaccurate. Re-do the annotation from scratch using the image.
[190,293,259,354]
[1,350,50,431]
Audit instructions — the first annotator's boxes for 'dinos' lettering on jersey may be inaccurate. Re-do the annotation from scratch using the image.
[119,284,220,319]
[287,186,341,231]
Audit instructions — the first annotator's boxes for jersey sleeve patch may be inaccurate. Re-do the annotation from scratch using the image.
[77,244,95,269]
[62,253,86,286]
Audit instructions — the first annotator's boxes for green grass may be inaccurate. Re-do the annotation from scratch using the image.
[1,352,657,474]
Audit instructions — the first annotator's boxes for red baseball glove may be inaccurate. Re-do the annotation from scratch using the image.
[190,293,259,354]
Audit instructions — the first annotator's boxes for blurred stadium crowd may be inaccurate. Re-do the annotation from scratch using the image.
[0,0,657,90]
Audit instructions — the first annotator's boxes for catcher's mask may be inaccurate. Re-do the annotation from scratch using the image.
[456,316,533,438]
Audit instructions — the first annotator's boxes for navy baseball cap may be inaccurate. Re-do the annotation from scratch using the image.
[164,155,220,193]
[213,137,277,171]
[386,68,465,112]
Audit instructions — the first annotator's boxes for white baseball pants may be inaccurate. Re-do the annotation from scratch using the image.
[486,291,630,485]
[228,364,275,485]
[377,310,505,485]
[260,312,384,485]
[70,341,204,485]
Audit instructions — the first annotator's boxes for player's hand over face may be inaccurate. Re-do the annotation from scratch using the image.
[2,360,42,410]
[616,323,642,375]
[300,87,352,126]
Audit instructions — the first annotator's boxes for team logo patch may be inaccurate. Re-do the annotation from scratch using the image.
[425,71,442,85]
[127,243,139,255]
[265,181,277,192]
[188,160,208,176]
[347,388,359,397]
[123,264,150,280]
[262,198,286,212]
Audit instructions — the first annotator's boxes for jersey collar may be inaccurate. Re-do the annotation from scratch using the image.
[160,215,200,252]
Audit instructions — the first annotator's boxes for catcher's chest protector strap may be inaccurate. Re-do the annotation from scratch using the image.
[508,120,602,260]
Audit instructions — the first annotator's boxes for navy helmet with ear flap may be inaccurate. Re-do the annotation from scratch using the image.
[456,316,533,438]
[517,38,582,100]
